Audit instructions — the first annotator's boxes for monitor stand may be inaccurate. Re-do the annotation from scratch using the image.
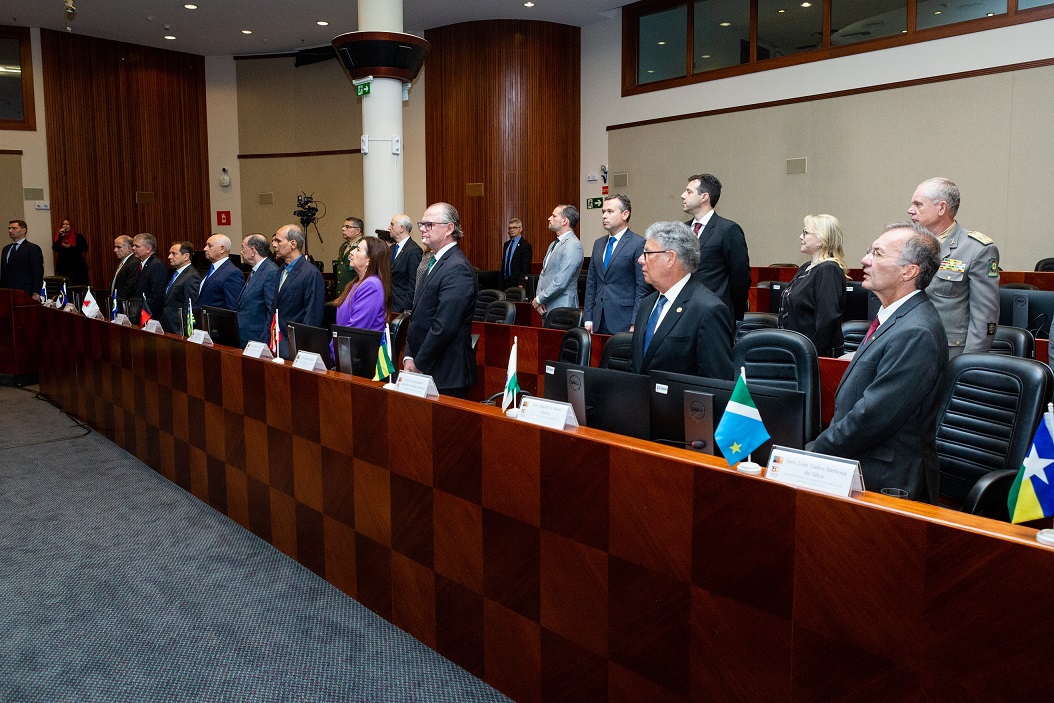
[566,369,587,427]
[683,390,714,455]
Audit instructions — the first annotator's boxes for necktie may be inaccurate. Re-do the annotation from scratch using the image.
[391,243,399,264]
[863,316,881,344]
[504,239,517,279]
[693,222,702,237]
[603,235,616,271]
[279,267,289,290]
[206,264,215,279]
[543,239,559,268]
[166,270,178,295]
[643,295,668,350]
[6,242,18,263]
[426,256,436,273]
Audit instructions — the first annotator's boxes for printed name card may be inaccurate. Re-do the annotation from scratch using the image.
[242,341,274,360]
[765,445,864,498]
[187,330,214,347]
[112,314,131,327]
[392,371,440,399]
[517,397,580,431]
[292,351,327,372]
[143,320,165,335]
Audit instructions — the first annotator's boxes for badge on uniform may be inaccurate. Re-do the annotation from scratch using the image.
[940,258,966,273]
[988,259,999,277]
[988,323,997,336]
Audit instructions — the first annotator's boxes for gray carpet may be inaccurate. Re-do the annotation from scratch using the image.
[0,386,510,703]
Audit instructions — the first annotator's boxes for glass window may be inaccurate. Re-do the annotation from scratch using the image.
[0,36,24,122]
[757,0,824,61]
[639,5,689,84]
[1018,0,1054,8]
[694,0,750,72]
[831,0,907,46]
[916,0,1006,31]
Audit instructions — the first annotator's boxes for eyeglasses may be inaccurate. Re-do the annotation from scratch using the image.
[417,221,450,231]
[641,249,672,258]
[865,246,909,264]
[341,224,359,230]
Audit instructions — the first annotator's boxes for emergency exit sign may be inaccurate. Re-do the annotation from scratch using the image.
[356,82,371,97]
[586,197,603,209]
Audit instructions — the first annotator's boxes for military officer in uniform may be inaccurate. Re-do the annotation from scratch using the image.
[908,177,999,357]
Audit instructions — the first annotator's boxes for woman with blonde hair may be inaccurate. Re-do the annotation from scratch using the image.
[777,214,848,357]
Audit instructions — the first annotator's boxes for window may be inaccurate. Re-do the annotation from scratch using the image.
[694,0,750,72]
[0,26,35,131]
[640,5,689,83]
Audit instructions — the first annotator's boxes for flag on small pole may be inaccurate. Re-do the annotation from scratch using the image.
[374,323,395,381]
[185,304,196,337]
[714,367,771,466]
[269,309,281,357]
[58,282,68,307]
[1008,403,1054,524]
[39,281,48,304]
[81,290,101,318]
[502,336,521,412]
[110,293,119,321]
[140,293,153,326]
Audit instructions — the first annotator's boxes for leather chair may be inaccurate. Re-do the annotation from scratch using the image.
[558,327,591,366]
[841,320,872,354]
[483,300,516,325]
[42,275,69,301]
[731,329,821,442]
[1035,257,1054,272]
[935,354,1053,519]
[734,312,779,345]
[474,289,505,321]
[389,312,410,362]
[68,285,90,309]
[544,307,584,330]
[503,287,527,302]
[599,332,634,372]
[1000,283,1039,291]
[989,325,1035,359]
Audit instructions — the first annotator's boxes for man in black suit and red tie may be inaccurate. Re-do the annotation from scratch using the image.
[499,218,533,291]
[681,173,751,321]
[1,219,44,300]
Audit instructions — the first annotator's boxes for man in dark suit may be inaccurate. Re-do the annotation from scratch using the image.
[132,233,168,320]
[630,221,733,379]
[499,218,533,291]
[198,233,245,310]
[237,233,280,347]
[584,194,649,335]
[403,202,478,397]
[387,214,423,313]
[681,173,751,321]
[1,219,44,300]
[272,224,325,359]
[110,235,139,301]
[808,223,948,503]
[161,241,202,334]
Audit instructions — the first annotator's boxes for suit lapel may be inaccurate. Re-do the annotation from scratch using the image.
[698,217,718,249]
[842,294,923,381]
[641,282,694,367]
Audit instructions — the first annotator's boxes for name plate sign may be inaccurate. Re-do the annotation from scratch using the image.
[517,396,580,431]
[187,330,214,347]
[112,314,131,327]
[143,320,165,335]
[393,371,439,399]
[765,445,864,498]
[292,351,327,372]
[242,341,274,360]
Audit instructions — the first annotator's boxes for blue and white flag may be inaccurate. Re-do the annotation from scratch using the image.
[714,368,771,466]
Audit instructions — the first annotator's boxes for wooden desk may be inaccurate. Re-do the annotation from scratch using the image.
[0,288,41,385]
[36,308,1054,702]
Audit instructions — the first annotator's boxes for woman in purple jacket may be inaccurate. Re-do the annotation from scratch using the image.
[335,236,392,332]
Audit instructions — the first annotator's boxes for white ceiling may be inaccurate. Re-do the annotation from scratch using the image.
[0,0,633,56]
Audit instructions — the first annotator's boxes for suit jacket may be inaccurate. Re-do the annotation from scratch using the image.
[111,254,140,301]
[499,236,533,291]
[237,258,280,346]
[275,255,326,358]
[390,237,424,313]
[133,254,169,319]
[687,214,751,321]
[925,221,1000,356]
[197,259,245,311]
[535,233,584,311]
[808,292,948,503]
[405,244,478,392]
[583,229,649,334]
[630,278,734,380]
[161,266,202,334]
[0,239,44,297]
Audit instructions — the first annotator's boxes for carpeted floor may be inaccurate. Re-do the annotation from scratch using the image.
[0,386,510,703]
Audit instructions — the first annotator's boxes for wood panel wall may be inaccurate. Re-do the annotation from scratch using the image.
[425,21,580,271]
[41,29,210,289]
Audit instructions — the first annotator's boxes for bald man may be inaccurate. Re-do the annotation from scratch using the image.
[198,233,244,309]
[388,214,423,312]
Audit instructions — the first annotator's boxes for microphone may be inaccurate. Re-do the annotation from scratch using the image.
[653,437,708,451]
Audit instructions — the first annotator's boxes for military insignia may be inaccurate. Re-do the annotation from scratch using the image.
[987,323,997,335]
[968,230,994,245]
[676,307,683,313]
[939,258,966,273]
[988,259,999,277]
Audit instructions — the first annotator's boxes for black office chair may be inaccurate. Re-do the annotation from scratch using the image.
[599,332,634,372]
[68,285,90,309]
[42,275,69,301]
[543,307,584,330]
[734,312,779,345]
[732,329,821,442]
[484,300,516,325]
[935,354,1053,519]
[841,320,872,354]
[388,312,409,362]
[1035,257,1054,272]
[769,263,799,268]
[558,327,591,366]
[1001,283,1039,291]
[503,287,527,302]
[989,325,1035,359]
[474,289,505,321]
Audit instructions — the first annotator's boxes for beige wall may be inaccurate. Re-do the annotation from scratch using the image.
[0,154,25,224]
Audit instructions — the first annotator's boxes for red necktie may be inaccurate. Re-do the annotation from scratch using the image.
[863,316,880,343]
[693,222,702,237]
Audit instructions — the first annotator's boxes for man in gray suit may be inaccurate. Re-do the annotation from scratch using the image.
[161,241,201,334]
[808,223,948,503]
[532,204,583,317]
[584,194,649,334]
[237,233,279,346]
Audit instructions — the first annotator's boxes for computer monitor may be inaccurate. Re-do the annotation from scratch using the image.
[542,361,651,440]
[843,280,872,321]
[999,288,1054,340]
[332,325,383,379]
[201,306,241,348]
[648,370,806,464]
[119,297,143,324]
[286,321,335,369]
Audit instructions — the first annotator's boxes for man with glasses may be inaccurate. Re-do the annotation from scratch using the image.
[499,218,532,291]
[402,203,478,398]
[532,205,583,317]
[629,221,733,379]
[336,217,364,293]
[808,223,947,503]
[388,214,423,313]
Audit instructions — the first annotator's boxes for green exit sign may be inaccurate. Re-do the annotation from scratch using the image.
[356,82,371,97]
[586,197,604,209]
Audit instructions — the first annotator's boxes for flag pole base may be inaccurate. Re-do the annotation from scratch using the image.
[1036,529,1054,547]
[736,461,762,475]
[504,408,520,418]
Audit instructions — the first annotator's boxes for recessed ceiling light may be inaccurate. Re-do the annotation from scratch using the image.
[164,35,176,40]
[242,30,252,34]
[987,12,994,15]
[719,22,731,27]
[701,54,711,59]
[317,20,329,26]
[801,2,812,6]
[657,41,666,45]
[524,1,535,6]
[184,4,197,9]
[934,11,941,14]
[647,70,655,73]
[778,9,786,12]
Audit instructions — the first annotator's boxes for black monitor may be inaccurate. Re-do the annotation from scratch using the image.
[648,370,806,464]
[542,361,651,440]
[201,306,241,348]
[999,288,1054,340]
[118,297,143,324]
[286,321,335,369]
[843,281,873,321]
[332,325,383,379]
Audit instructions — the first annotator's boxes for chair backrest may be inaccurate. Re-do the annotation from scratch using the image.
[484,300,517,324]
[389,312,410,362]
[119,297,143,324]
[935,354,1053,513]
[474,289,505,321]
[1000,282,1039,291]
[735,312,779,345]
[42,275,68,300]
[544,306,584,330]
[558,327,591,366]
[732,329,821,442]
[68,285,90,309]
[840,319,872,354]
[1035,257,1054,272]
[599,332,634,371]
[990,325,1035,358]
[503,287,527,302]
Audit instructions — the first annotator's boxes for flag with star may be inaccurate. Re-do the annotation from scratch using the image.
[1008,405,1054,524]
[373,323,395,381]
[714,367,770,466]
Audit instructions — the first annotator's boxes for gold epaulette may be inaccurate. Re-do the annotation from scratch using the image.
[967,230,994,245]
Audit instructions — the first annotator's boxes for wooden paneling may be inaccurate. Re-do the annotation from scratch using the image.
[41,29,210,289]
[425,21,580,271]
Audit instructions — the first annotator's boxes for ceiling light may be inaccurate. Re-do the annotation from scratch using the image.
[164,35,176,40]
[719,22,731,27]
[184,4,197,9]
[317,21,329,26]
[987,12,994,15]
[701,54,711,59]
[647,70,655,74]
[242,30,252,34]
[657,41,666,45]
[801,2,811,6]
[934,11,941,14]
[524,1,535,6]
[778,9,786,12]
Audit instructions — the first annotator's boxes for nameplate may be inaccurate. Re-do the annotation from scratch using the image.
[242,341,274,360]
[393,371,440,399]
[517,396,580,431]
[62,303,78,313]
[292,351,327,372]
[187,330,214,347]
[112,314,131,327]
[143,320,165,335]
[765,445,864,498]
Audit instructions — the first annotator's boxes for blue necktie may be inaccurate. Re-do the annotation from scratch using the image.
[391,242,399,264]
[603,235,616,271]
[642,295,667,350]
[166,270,178,295]
[504,238,517,278]
[205,263,215,279]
